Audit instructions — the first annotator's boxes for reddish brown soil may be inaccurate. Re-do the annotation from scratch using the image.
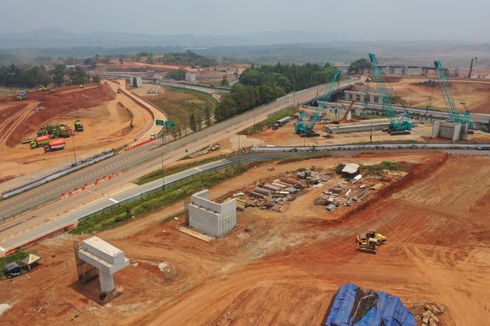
[1,154,490,325]
[0,82,153,182]
[1,84,114,147]
[365,77,490,114]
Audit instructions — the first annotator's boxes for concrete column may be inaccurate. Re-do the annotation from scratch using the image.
[99,270,115,293]
[359,94,365,103]
[462,124,469,141]
[378,95,383,105]
[453,123,462,142]
[401,66,407,75]
[344,92,350,101]
[431,121,440,138]
[389,66,395,74]
[369,94,375,104]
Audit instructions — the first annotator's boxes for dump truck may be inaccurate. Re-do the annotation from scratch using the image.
[16,92,28,100]
[30,135,51,149]
[37,124,72,138]
[37,127,48,136]
[44,139,65,152]
[74,119,84,131]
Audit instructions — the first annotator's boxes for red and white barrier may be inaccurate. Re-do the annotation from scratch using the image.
[60,171,122,198]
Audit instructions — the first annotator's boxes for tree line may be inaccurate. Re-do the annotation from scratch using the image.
[0,64,99,88]
[215,63,338,121]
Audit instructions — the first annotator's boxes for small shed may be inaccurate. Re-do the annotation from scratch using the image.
[22,253,41,271]
[341,163,360,178]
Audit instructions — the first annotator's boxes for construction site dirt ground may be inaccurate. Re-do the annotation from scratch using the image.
[364,77,490,114]
[245,118,490,147]
[2,153,490,325]
[0,83,154,183]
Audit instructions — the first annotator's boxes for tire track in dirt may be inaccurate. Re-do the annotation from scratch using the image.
[0,102,38,146]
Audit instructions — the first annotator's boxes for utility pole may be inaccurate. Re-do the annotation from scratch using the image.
[161,154,165,190]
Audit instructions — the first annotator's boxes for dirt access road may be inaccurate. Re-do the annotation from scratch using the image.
[2,153,490,325]
[0,83,154,186]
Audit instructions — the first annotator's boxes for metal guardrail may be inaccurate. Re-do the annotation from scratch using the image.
[251,143,490,152]
[1,151,115,199]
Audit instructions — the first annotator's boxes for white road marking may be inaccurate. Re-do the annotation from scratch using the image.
[109,197,119,204]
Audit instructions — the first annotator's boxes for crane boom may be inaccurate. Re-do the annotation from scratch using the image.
[434,60,474,128]
[369,53,412,133]
[295,71,340,136]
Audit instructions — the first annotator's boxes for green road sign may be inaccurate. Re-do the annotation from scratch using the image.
[156,119,165,126]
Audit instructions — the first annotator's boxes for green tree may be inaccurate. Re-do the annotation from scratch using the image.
[92,75,101,83]
[348,58,371,74]
[189,113,198,132]
[68,66,87,85]
[52,64,66,86]
[204,106,212,126]
[167,69,187,80]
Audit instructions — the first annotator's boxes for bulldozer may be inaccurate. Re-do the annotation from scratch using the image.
[356,231,387,254]
[356,235,377,254]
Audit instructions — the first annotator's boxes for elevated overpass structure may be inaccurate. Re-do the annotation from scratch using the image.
[334,64,458,77]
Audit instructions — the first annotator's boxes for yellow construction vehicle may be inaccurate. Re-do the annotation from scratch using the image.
[366,231,387,245]
[356,234,377,254]
[356,231,387,254]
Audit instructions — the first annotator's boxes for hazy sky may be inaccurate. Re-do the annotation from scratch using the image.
[2,0,490,41]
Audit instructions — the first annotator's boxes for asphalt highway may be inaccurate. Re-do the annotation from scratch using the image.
[0,79,357,221]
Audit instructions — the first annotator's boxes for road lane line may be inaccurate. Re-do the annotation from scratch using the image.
[109,198,119,204]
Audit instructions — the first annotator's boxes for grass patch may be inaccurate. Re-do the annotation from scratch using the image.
[147,86,217,138]
[277,152,332,164]
[0,250,30,279]
[239,107,298,135]
[70,164,252,234]
[135,154,232,185]
[361,161,405,176]
[0,86,29,99]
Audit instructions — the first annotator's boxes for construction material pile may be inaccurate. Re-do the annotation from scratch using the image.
[244,176,306,212]
[324,283,416,326]
[418,303,445,326]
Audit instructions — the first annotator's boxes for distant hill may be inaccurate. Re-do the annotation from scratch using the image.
[0,29,488,67]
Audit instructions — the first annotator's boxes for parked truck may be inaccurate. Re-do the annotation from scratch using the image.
[37,124,72,138]
[74,119,84,131]
[30,135,51,149]
[16,92,28,101]
[272,116,292,130]
[44,139,65,152]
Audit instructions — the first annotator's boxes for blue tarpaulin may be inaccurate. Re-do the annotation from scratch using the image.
[323,283,416,326]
